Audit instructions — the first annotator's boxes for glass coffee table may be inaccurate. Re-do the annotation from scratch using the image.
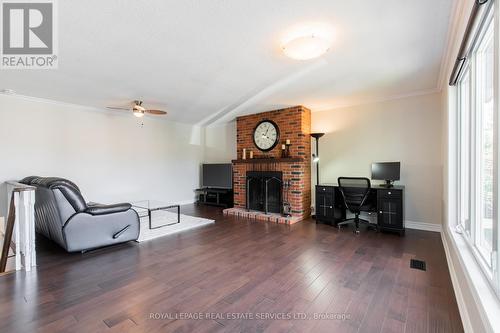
[132,200,180,229]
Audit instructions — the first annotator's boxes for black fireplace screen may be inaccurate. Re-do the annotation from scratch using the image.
[246,171,282,214]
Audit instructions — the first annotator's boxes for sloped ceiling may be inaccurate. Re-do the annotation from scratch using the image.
[0,0,454,124]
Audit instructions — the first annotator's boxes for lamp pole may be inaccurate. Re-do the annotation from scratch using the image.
[310,133,325,219]
[310,133,325,185]
[315,137,320,184]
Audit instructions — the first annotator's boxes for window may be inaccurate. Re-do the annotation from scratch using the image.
[456,10,499,295]
[475,20,494,265]
[459,69,471,236]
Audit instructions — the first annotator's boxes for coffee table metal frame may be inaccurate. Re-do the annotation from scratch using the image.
[132,202,180,230]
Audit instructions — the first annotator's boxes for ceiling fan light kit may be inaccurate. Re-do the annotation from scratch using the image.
[106,100,167,119]
[133,109,145,118]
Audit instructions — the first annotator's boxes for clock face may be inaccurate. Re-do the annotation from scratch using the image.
[253,120,280,152]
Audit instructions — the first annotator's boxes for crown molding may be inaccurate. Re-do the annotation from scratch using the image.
[0,92,177,124]
[1,86,443,126]
[311,87,441,113]
[437,0,468,90]
[0,92,109,114]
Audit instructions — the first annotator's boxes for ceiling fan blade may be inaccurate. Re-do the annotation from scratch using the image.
[145,109,167,115]
[106,106,132,111]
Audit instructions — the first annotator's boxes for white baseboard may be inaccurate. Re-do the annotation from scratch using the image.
[176,199,197,206]
[441,231,473,333]
[405,220,442,232]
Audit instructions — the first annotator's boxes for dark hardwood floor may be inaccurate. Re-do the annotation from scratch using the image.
[0,205,463,333]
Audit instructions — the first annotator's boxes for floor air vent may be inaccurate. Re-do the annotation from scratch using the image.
[410,259,426,271]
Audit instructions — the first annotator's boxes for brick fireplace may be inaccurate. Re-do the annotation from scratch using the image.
[225,105,311,224]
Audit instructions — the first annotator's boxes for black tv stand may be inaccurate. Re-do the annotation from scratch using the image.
[195,188,233,208]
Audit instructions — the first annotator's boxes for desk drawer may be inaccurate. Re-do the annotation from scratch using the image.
[316,191,335,221]
[316,186,334,194]
[378,189,402,199]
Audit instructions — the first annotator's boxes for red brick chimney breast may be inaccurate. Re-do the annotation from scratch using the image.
[232,106,311,221]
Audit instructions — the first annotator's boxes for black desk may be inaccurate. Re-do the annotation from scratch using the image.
[315,184,405,235]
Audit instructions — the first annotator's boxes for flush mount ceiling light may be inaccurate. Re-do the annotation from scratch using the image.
[282,34,331,60]
[281,22,333,60]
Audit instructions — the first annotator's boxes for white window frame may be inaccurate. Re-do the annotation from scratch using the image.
[456,7,500,297]
[458,67,471,237]
[475,15,495,268]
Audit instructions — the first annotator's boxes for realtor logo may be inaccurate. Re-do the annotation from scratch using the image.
[1,0,58,69]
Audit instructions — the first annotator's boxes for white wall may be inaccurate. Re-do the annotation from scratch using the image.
[311,92,443,226]
[203,122,237,163]
[0,94,206,217]
[0,90,445,229]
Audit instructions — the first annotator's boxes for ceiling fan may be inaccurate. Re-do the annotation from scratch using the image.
[106,100,167,118]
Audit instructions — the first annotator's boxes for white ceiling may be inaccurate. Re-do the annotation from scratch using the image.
[0,0,454,124]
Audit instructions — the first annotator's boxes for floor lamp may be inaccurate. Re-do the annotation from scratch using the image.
[310,133,324,219]
[310,133,325,185]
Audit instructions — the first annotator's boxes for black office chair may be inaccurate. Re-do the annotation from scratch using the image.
[337,177,376,234]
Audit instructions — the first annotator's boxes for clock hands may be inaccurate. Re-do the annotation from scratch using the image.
[263,125,275,141]
[261,125,270,139]
[255,122,278,150]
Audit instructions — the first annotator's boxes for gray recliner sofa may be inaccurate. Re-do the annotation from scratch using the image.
[20,176,140,252]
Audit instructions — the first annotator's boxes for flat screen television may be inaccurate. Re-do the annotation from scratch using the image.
[371,162,400,187]
[202,163,233,189]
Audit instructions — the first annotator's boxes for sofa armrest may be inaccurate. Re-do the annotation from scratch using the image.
[63,209,139,252]
[85,203,132,216]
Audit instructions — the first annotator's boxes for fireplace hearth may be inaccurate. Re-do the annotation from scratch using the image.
[246,171,282,214]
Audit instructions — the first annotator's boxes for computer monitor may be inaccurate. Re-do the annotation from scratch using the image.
[371,162,400,187]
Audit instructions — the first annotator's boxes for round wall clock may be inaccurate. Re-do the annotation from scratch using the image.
[253,120,280,152]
